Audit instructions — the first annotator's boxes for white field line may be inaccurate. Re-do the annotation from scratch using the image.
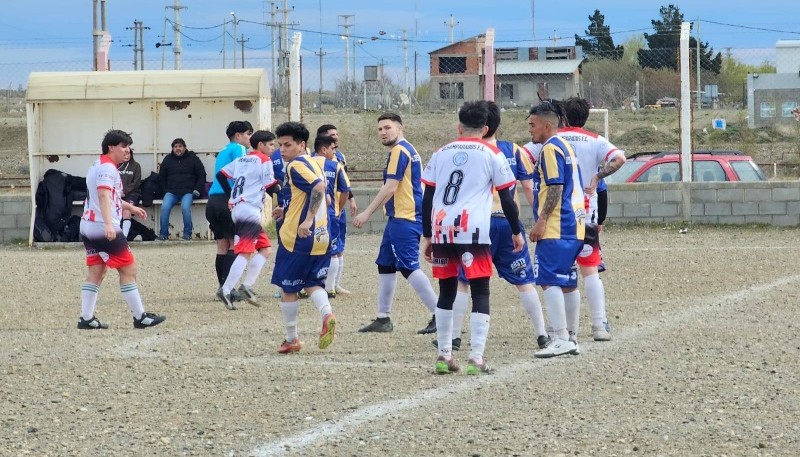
[250,273,800,456]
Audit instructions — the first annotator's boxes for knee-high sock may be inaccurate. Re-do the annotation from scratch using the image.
[80,282,100,321]
[280,301,300,341]
[519,289,547,337]
[121,219,131,237]
[120,283,145,320]
[309,288,333,318]
[215,254,226,286]
[450,290,470,338]
[222,250,236,284]
[242,253,268,287]
[335,255,345,287]
[325,257,340,291]
[377,273,397,318]
[583,273,607,327]
[543,287,568,341]
[435,308,454,357]
[222,255,248,294]
[469,312,490,363]
[407,269,438,312]
[564,289,581,339]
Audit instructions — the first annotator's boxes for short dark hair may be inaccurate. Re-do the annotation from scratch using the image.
[314,135,336,152]
[226,120,254,140]
[171,138,187,148]
[316,124,337,135]
[377,112,402,125]
[102,130,133,154]
[458,100,489,130]
[562,97,590,128]
[528,102,562,127]
[275,121,310,144]
[250,130,276,149]
[485,101,501,139]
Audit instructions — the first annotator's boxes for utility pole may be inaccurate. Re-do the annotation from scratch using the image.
[276,1,298,96]
[237,34,249,68]
[402,29,409,94]
[266,1,278,91]
[444,14,459,44]
[166,0,186,70]
[338,15,354,82]
[92,0,109,70]
[696,17,702,110]
[231,12,238,68]
[315,47,326,112]
[158,16,171,70]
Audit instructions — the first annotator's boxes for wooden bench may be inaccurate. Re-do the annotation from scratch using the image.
[72,198,212,240]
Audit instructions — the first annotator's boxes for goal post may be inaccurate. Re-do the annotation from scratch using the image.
[589,108,609,138]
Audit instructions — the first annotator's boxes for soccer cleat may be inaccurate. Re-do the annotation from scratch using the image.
[133,312,166,329]
[77,316,108,330]
[217,288,236,310]
[327,289,336,299]
[604,319,612,332]
[417,315,436,334]
[272,289,282,299]
[593,325,612,341]
[358,317,393,333]
[533,338,578,358]
[277,339,303,354]
[536,334,551,349]
[298,290,309,299]
[434,356,459,374]
[334,286,351,296]
[238,285,261,307]
[598,261,606,273]
[318,313,336,349]
[230,288,244,302]
[431,337,462,351]
[466,358,492,375]
[569,332,581,356]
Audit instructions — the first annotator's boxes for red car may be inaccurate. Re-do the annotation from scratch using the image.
[606,150,767,183]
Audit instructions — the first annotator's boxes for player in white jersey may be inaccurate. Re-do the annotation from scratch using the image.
[77,130,165,330]
[422,100,523,375]
[215,130,281,309]
[559,97,626,342]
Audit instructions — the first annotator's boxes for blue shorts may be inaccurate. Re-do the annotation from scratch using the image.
[328,212,342,255]
[457,217,533,285]
[376,217,421,271]
[337,212,347,253]
[533,239,582,288]
[271,244,331,293]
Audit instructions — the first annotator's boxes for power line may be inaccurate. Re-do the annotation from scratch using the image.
[700,19,800,35]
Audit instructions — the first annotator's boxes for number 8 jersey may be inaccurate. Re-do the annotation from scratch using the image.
[421,138,516,245]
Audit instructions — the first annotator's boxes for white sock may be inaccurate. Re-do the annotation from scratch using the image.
[121,219,131,237]
[280,301,300,341]
[543,287,568,341]
[435,307,454,357]
[583,273,607,327]
[469,312,490,363]
[407,269,438,312]
[120,282,145,320]
[377,273,397,317]
[80,282,100,321]
[335,255,345,287]
[309,288,333,318]
[325,257,340,291]
[519,289,547,337]
[451,290,470,338]
[242,253,268,288]
[222,255,248,294]
[564,289,581,339]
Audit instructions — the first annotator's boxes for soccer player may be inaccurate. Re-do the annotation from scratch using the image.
[311,135,351,298]
[316,124,357,296]
[215,130,281,310]
[422,100,522,374]
[207,121,253,303]
[353,113,438,334]
[77,130,165,330]
[434,101,550,352]
[527,102,586,359]
[559,97,626,341]
[271,122,336,354]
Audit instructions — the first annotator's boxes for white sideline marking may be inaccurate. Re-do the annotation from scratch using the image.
[251,273,800,456]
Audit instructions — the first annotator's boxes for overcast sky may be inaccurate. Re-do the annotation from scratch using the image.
[1,0,797,87]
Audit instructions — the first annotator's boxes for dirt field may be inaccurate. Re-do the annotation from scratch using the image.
[2,226,799,456]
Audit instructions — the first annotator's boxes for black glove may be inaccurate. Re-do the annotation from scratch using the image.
[192,190,200,199]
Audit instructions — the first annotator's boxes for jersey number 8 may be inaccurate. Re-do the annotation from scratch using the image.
[442,170,463,206]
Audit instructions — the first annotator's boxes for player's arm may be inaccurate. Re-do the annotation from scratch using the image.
[298,181,326,237]
[588,147,626,194]
[530,184,562,242]
[498,187,524,253]
[121,199,146,219]
[97,188,117,240]
[520,179,534,208]
[421,184,435,262]
[353,178,399,228]
[216,170,233,198]
[265,180,282,196]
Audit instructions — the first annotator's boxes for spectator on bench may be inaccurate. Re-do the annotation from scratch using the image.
[158,138,206,240]
[118,147,142,238]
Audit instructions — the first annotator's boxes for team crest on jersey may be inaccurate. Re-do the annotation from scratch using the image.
[461,251,474,267]
[453,151,469,166]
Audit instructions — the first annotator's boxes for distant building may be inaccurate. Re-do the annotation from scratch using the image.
[747,40,800,128]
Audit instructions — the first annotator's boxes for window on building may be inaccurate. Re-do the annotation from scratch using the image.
[760,102,776,118]
[439,56,467,74]
[439,82,464,99]
[499,84,514,100]
[782,101,798,117]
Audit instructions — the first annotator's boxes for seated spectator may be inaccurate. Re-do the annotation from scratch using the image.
[158,138,207,240]
[118,147,142,238]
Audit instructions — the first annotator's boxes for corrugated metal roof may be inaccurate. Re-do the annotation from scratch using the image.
[776,40,800,48]
[496,60,580,75]
[27,69,268,102]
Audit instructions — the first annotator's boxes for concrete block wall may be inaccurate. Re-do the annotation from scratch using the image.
[0,195,32,243]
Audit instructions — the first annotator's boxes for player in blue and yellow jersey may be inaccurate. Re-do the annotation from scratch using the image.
[353,112,438,334]
[527,102,586,359]
[311,135,351,298]
[271,122,336,354]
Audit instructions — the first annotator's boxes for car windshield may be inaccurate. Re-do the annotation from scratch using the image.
[605,160,645,183]
[730,160,767,181]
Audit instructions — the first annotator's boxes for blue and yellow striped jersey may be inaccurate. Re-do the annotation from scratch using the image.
[279,156,330,255]
[312,156,351,216]
[491,140,534,213]
[383,138,423,223]
[531,136,586,240]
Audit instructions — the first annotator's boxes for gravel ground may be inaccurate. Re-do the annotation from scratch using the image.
[1,226,799,456]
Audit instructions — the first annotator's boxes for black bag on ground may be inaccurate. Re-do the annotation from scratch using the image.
[126,219,157,242]
[35,169,71,241]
